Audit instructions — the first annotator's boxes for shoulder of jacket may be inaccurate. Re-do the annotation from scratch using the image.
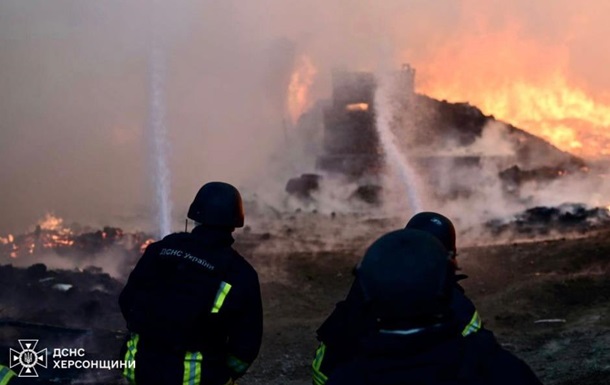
[161,232,191,242]
[227,250,259,279]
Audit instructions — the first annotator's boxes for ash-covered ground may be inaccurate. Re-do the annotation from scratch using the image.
[0,212,609,384]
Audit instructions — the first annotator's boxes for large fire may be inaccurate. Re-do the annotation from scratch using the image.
[287,55,317,125]
[412,22,610,159]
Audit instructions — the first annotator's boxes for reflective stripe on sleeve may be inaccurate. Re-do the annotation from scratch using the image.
[462,310,482,337]
[0,366,16,385]
[122,333,140,384]
[183,351,203,385]
[312,343,329,385]
[211,281,232,313]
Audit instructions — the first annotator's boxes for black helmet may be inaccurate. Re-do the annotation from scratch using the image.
[187,182,245,228]
[357,229,452,322]
[405,212,456,255]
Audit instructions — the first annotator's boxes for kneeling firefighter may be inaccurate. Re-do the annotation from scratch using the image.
[313,212,481,385]
[326,229,542,385]
[119,182,263,385]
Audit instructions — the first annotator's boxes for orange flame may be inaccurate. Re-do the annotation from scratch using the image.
[0,234,13,245]
[287,55,317,125]
[140,238,155,254]
[346,103,369,112]
[412,22,610,159]
[38,213,65,232]
[1,215,153,260]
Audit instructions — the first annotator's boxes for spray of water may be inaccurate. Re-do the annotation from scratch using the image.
[148,3,172,238]
[374,73,423,213]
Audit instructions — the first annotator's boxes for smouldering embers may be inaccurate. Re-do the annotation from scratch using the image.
[0,214,154,260]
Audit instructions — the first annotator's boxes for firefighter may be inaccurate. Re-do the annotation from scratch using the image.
[313,212,480,385]
[326,229,542,385]
[119,181,263,385]
[0,365,15,385]
[0,365,46,385]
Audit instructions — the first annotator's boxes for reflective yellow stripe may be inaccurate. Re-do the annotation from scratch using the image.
[0,366,16,385]
[313,369,328,385]
[122,333,139,383]
[311,343,329,385]
[211,281,232,313]
[462,310,482,337]
[183,351,203,385]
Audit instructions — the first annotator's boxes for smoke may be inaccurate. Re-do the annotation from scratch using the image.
[1,0,609,236]
[6,248,132,279]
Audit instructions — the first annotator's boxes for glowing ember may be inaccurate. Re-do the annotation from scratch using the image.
[0,215,153,261]
[287,55,317,125]
[38,213,65,231]
[140,238,155,254]
[346,103,369,112]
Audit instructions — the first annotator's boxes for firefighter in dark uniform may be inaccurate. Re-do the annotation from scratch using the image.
[119,181,263,385]
[0,365,15,385]
[326,229,542,385]
[0,365,45,385]
[313,212,481,385]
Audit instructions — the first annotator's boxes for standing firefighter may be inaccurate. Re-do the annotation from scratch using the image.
[119,182,263,385]
[0,365,15,385]
[326,229,542,385]
[313,212,480,385]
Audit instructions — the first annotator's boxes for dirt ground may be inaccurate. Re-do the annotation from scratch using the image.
[0,216,609,384]
[244,228,610,385]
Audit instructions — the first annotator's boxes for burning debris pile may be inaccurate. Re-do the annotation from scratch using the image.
[286,65,590,206]
[0,214,154,273]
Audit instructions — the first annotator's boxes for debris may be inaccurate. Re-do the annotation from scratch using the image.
[285,174,321,199]
[487,203,610,236]
[26,263,47,279]
[350,184,382,204]
[52,283,73,292]
[534,319,567,324]
[0,319,90,334]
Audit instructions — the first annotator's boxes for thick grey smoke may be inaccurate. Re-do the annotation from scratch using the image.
[1,0,609,236]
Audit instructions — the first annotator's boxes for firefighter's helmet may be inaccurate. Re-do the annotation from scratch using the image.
[187,182,245,228]
[357,229,452,322]
[405,212,457,255]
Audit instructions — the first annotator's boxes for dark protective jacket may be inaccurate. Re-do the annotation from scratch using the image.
[325,325,542,385]
[119,226,263,385]
[0,365,15,385]
[313,277,481,385]
[0,365,47,385]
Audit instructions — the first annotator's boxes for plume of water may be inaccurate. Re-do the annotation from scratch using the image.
[374,72,423,213]
[148,3,172,238]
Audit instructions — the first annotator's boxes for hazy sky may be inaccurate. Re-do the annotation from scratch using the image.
[1,0,609,233]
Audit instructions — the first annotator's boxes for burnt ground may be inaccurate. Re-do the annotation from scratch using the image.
[0,226,609,384]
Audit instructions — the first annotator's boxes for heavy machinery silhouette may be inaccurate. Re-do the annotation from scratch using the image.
[286,65,416,204]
